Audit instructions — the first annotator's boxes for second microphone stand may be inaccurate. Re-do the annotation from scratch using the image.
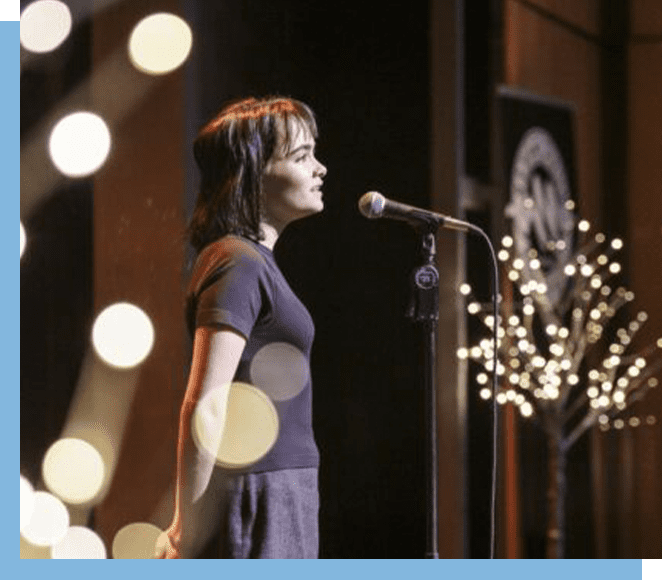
[406,224,441,559]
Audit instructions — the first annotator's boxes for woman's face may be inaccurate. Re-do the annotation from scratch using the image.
[261,119,327,231]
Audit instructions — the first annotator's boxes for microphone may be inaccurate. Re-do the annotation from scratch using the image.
[358,191,471,232]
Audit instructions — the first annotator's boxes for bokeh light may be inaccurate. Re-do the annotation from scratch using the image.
[52,526,107,559]
[250,342,309,401]
[92,302,155,368]
[20,221,26,258]
[20,0,72,53]
[21,491,69,547]
[112,522,162,559]
[20,475,35,532]
[193,382,279,469]
[20,536,51,559]
[128,13,193,75]
[49,111,112,177]
[42,438,105,505]
[520,402,533,417]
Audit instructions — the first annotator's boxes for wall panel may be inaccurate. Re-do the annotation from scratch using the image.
[627,36,662,559]
[522,0,600,36]
[502,0,603,558]
[504,0,601,223]
[632,0,662,35]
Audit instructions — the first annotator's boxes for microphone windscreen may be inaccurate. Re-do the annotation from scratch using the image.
[358,191,385,218]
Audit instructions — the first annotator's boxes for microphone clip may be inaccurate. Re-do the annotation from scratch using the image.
[406,232,440,323]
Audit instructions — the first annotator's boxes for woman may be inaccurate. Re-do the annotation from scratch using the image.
[156,96,327,558]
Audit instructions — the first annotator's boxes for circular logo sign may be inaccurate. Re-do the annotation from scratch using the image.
[505,127,575,307]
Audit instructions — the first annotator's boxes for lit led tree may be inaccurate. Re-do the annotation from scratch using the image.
[458,218,662,558]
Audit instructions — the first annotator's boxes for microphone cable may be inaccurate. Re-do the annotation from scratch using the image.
[467,224,500,560]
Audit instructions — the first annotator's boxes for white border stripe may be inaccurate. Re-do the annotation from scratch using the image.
[0,0,19,22]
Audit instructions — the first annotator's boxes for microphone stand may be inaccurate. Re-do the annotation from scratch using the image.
[406,222,440,559]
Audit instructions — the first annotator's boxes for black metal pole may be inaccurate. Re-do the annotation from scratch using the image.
[406,229,440,559]
[423,318,439,558]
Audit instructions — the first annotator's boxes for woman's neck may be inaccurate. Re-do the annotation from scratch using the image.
[259,222,281,250]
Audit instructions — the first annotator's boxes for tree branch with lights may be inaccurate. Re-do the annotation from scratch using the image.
[458,218,662,558]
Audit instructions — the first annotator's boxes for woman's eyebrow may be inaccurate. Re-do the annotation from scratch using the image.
[287,143,314,157]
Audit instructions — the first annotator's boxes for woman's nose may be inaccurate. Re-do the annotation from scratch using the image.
[315,160,327,178]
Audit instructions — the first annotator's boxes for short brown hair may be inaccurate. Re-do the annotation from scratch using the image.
[187,96,318,253]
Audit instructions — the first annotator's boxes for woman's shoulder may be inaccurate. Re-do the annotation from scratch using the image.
[189,235,268,288]
[201,234,270,267]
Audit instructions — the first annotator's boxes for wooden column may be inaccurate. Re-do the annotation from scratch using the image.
[430,0,467,558]
[91,0,187,548]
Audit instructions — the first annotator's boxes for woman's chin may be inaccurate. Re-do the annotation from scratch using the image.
[302,200,324,216]
[287,204,324,226]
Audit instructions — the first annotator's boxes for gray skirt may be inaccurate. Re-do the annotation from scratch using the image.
[215,467,319,559]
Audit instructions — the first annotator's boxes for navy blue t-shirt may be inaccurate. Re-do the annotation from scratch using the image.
[185,235,319,473]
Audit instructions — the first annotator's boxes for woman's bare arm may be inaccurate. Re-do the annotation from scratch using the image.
[156,325,246,558]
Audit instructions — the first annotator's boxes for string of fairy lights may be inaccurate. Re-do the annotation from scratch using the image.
[20,0,193,559]
[458,211,661,445]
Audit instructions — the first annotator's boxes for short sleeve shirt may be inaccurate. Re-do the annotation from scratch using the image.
[185,235,319,473]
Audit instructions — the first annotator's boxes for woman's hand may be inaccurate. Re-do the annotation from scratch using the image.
[154,530,181,559]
